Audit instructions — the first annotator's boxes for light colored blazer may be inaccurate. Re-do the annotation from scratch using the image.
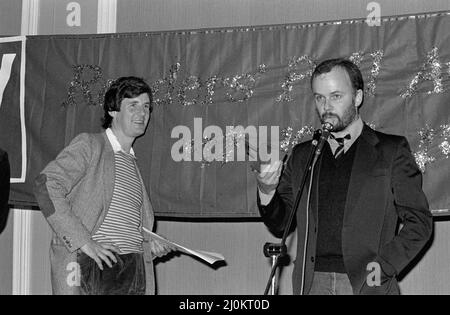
[34,132,155,295]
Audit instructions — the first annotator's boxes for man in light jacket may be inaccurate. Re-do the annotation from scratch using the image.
[35,76,174,295]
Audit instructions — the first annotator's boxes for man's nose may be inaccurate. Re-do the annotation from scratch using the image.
[136,105,146,115]
[322,97,333,111]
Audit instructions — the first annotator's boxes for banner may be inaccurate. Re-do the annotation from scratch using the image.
[0,37,26,184]
[1,12,449,217]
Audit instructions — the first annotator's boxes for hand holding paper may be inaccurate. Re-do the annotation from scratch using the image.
[149,237,177,258]
[143,227,225,265]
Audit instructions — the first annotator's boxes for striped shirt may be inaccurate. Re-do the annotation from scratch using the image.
[92,129,144,254]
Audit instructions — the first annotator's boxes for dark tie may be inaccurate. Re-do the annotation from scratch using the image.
[332,134,351,159]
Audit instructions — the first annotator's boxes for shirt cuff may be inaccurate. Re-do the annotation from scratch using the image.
[258,188,275,206]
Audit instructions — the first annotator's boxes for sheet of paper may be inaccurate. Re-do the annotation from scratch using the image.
[142,227,225,265]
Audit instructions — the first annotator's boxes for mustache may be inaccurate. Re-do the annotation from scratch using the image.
[321,113,339,120]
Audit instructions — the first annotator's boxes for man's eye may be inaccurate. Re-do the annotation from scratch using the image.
[331,94,342,100]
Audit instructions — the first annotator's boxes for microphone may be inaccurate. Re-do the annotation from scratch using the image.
[312,122,334,165]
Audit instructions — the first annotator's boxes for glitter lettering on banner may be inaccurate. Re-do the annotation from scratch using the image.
[349,50,384,96]
[55,47,445,108]
[401,47,449,98]
[413,124,450,172]
[277,55,316,103]
[62,64,113,108]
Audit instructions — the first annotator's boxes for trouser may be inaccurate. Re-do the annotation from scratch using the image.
[308,271,354,295]
[78,252,146,295]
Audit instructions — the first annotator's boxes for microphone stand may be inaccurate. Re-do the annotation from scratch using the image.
[263,124,331,295]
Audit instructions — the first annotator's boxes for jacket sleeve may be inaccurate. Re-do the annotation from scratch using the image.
[0,151,10,234]
[376,137,433,276]
[34,134,93,252]
[258,146,299,238]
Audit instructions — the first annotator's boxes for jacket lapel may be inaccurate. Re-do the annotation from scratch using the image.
[102,133,115,213]
[343,125,379,225]
[89,133,115,234]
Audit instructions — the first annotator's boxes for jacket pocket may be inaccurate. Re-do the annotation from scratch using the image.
[370,168,388,177]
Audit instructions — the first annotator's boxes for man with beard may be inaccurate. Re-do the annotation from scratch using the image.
[256,58,432,295]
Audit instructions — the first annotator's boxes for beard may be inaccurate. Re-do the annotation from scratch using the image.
[318,99,358,132]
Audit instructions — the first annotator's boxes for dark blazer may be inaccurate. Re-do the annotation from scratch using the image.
[258,124,433,295]
[0,149,10,234]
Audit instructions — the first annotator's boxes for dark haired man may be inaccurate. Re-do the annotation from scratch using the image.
[35,76,174,295]
[256,59,432,295]
[0,148,10,235]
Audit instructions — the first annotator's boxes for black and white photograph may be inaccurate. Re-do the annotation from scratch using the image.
[0,0,449,301]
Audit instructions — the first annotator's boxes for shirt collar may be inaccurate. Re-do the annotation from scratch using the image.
[331,116,363,141]
[327,116,363,153]
[106,128,135,157]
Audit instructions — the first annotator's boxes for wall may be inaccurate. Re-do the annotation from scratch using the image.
[154,221,450,295]
[0,0,449,295]
[0,213,13,295]
[0,0,22,36]
[38,0,98,35]
[116,0,450,32]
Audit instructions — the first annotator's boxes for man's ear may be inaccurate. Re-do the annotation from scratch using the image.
[355,89,363,108]
[108,111,117,118]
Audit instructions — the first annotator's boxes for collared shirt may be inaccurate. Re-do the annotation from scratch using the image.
[106,128,136,157]
[92,128,144,254]
[259,117,364,206]
[327,116,363,156]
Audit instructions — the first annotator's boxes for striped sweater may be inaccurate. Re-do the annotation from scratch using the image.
[92,150,144,254]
